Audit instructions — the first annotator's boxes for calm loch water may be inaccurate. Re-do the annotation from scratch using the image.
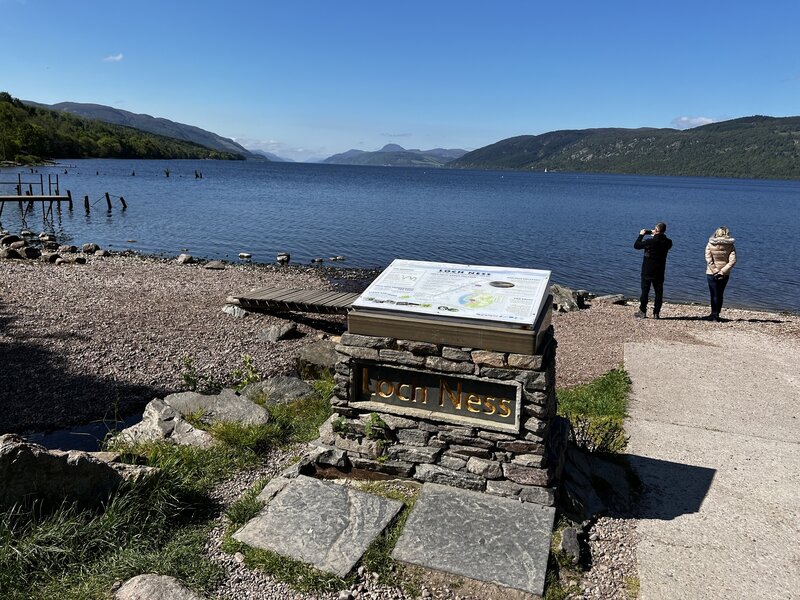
[1,159,798,312]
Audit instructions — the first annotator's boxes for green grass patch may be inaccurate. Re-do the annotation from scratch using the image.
[0,482,221,600]
[557,368,631,453]
[1,374,336,599]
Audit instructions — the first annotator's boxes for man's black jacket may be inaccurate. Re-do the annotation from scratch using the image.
[634,233,673,280]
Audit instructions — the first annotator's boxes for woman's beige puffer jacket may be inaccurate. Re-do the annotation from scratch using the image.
[705,236,737,275]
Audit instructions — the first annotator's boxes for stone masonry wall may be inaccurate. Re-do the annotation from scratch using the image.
[321,327,563,507]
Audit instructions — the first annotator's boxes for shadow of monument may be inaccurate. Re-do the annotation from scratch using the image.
[624,454,716,521]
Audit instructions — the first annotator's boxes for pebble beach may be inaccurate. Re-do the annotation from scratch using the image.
[2,253,798,599]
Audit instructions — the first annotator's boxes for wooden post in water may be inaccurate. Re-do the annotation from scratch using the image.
[105,192,112,210]
[67,190,73,210]
[119,196,127,209]
[84,195,90,213]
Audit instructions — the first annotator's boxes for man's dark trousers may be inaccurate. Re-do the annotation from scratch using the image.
[640,277,664,316]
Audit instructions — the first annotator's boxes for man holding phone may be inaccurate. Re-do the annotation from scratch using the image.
[634,222,672,319]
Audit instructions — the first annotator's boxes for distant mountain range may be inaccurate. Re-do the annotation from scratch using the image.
[24,100,262,160]
[249,149,293,162]
[323,143,467,167]
[450,116,800,180]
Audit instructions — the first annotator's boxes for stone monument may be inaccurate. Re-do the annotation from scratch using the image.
[327,259,566,507]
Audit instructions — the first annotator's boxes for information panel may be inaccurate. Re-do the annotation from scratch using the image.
[352,259,551,327]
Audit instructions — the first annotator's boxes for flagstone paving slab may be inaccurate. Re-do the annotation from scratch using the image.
[232,475,403,577]
[392,482,555,597]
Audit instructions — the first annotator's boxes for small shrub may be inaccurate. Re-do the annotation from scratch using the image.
[230,354,261,391]
[363,413,387,440]
[180,356,223,394]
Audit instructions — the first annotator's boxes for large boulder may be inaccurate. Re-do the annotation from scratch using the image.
[0,247,23,259]
[115,574,206,600]
[116,399,214,448]
[296,340,337,379]
[259,321,298,342]
[241,375,315,405]
[0,434,154,509]
[163,389,270,426]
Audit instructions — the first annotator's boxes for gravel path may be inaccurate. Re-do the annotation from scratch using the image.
[2,254,798,599]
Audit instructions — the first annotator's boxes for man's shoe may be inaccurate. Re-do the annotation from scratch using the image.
[634,310,646,319]
[653,313,660,319]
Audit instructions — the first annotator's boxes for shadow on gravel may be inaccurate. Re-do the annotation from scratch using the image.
[0,301,168,445]
[624,454,716,521]
[656,315,787,324]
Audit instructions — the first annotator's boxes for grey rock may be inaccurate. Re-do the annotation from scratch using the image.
[82,242,100,254]
[466,456,504,479]
[437,455,468,471]
[413,464,485,491]
[256,476,292,504]
[313,446,350,468]
[388,444,441,463]
[594,293,627,305]
[559,527,581,563]
[0,434,147,510]
[335,345,379,361]
[0,234,22,246]
[397,428,431,446]
[396,340,440,355]
[502,462,549,486]
[425,356,474,374]
[485,479,522,498]
[392,483,555,596]
[550,283,580,312]
[297,340,337,379]
[221,303,248,318]
[0,247,23,259]
[340,333,394,349]
[471,350,507,367]
[233,475,403,577]
[95,249,110,257]
[349,456,415,477]
[241,376,315,405]
[163,389,270,426]
[519,484,556,506]
[379,349,426,367]
[176,253,194,264]
[204,260,226,270]
[507,353,543,370]
[58,244,78,253]
[276,252,290,265]
[445,444,492,459]
[9,240,26,249]
[116,399,213,448]
[114,574,205,600]
[260,321,298,342]
[441,347,471,361]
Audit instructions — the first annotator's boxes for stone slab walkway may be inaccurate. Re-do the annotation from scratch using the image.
[232,475,403,577]
[625,329,800,600]
[392,482,555,597]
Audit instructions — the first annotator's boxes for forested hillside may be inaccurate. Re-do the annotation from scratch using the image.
[450,116,800,180]
[0,92,244,163]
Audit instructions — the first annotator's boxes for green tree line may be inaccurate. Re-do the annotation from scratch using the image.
[0,92,244,163]
[450,116,800,180]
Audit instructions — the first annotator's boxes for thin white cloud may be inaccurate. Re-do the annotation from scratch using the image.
[103,53,124,62]
[671,116,715,130]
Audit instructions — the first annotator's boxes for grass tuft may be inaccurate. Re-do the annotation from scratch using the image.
[557,368,631,453]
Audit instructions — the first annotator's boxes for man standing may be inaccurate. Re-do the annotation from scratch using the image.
[634,222,672,319]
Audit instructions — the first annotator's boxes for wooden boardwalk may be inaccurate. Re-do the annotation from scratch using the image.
[228,287,359,315]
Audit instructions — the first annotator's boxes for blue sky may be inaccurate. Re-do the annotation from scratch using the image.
[3,0,799,161]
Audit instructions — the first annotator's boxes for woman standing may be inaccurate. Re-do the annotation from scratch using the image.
[705,226,737,321]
